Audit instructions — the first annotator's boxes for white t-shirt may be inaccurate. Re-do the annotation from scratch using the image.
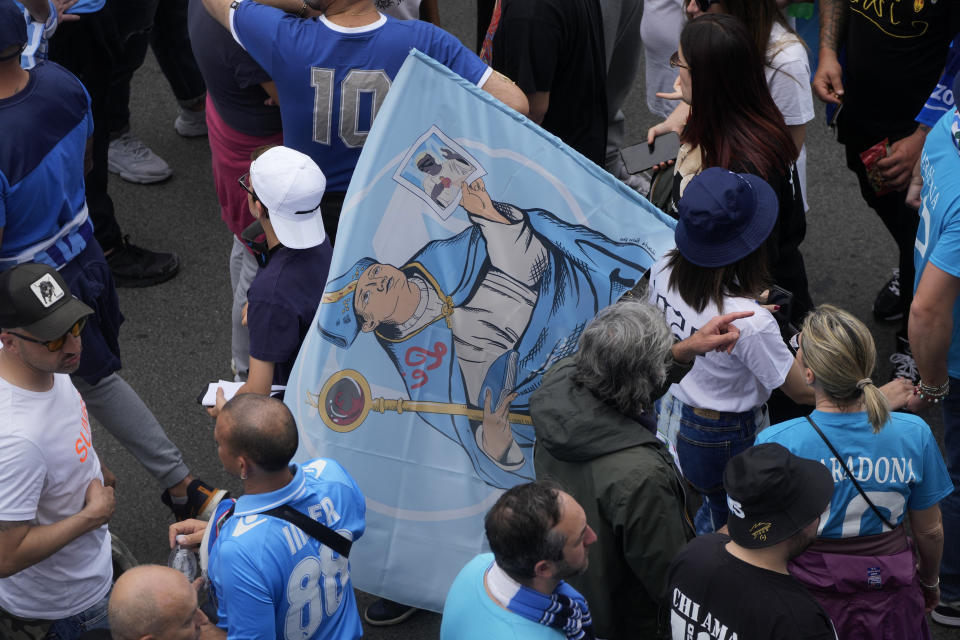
[765,22,814,211]
[648,257,795,412]
[0,374,112,619]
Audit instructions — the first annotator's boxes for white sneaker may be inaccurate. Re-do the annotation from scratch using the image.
[108,133,172,184]
[174,108,207,137]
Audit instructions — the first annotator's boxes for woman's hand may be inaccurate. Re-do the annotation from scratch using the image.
[879,377,915,410]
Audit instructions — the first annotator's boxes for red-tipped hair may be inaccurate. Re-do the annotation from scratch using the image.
[680,14,797,179]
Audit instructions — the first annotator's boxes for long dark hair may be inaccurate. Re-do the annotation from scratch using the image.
[666,244,770,313]
[680,14,798,177]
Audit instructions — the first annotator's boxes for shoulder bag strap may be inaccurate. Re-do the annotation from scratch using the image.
[263,504,353,558]
[805,415,897,530]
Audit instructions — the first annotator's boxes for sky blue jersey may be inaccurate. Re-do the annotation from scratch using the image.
[757,411,952,538]
[209,459,366,640]
[230,1,491,193]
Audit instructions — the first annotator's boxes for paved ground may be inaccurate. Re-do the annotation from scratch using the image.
[87,3,957,637]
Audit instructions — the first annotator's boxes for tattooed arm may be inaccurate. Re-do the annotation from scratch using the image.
[812,0,847,104]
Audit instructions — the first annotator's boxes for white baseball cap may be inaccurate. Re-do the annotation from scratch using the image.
[249,146,327,249]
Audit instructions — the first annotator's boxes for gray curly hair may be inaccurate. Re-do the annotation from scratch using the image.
[572,299,674,415]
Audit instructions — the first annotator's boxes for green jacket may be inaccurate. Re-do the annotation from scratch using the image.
[531,357,694,640]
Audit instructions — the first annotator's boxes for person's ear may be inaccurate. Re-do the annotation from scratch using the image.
[360,317,379,333]
[804,367,815,386]
[533,559,555,580]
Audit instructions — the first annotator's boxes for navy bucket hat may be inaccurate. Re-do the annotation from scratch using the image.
[675,167,779,267]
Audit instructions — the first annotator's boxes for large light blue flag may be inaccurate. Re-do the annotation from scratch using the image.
[286,50,676,611]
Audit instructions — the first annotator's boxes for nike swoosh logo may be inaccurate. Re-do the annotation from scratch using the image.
[232,515,266,537]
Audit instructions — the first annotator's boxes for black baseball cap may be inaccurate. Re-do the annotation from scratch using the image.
[0,0,27,59]
[0,264,93,340]
[723,443,834,549]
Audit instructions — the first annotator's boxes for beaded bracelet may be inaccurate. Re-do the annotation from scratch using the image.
[296,1,308,17]
[915,379,949,403]
[920,379,950,396]
[915,388,945,404]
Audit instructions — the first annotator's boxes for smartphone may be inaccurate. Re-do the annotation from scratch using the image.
[620,133,681,174]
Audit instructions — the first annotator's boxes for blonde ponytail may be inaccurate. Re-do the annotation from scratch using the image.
[800,305,890,432]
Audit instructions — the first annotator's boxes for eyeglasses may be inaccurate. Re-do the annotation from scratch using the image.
[238,172,258,201]
[669,51,690,70]
[7,318,87,352]
[238,172,322,215]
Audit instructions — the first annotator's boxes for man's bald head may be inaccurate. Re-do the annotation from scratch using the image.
[109,565,203,640]
[220,394,299,472]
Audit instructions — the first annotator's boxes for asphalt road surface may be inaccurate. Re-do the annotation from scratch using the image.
[89,3,957,638]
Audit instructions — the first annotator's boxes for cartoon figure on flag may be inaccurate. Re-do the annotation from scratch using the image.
[311,167,657,489]
[286,50,676,612]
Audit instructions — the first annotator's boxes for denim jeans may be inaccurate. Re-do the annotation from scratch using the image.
[46,591,110,640]
[660,394,768,534]
[940,379,960,602]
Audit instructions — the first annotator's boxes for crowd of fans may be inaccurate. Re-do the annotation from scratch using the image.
[0,0,958,638]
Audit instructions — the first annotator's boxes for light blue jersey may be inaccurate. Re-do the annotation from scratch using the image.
[441,554,565,640]
[757,411,952,538]
[15,1,56,70]
[915,107,960,378]
[230,1,490,192]
[208,459,365,640]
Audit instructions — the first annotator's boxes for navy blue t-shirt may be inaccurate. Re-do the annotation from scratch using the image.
[187,0,281,137]
[247,243,333,385]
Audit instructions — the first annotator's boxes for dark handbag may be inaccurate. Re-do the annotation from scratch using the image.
[805,415,897,530]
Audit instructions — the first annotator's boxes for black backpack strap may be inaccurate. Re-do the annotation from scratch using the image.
[805,415,897,531]
[263,504,353,558]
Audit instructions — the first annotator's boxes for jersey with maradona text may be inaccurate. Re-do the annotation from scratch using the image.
[230,2,491,193]
[208,458,366,640]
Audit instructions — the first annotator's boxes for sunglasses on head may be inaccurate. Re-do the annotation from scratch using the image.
[7,318,87,352]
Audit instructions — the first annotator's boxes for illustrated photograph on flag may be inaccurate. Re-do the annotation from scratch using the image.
[285,49,677,611]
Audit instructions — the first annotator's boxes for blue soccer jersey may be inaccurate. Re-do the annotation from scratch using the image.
[914,107,960,378]
[757,411,953,538]
[208,459,366,640]
[917,34,960,129]
[0,61,93,272]
[230,2,491,192]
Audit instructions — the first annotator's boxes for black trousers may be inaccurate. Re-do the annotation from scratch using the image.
[842,129,918,333]
[48,7,125,252]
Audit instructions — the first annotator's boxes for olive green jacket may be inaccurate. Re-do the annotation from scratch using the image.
[531,357,694,640]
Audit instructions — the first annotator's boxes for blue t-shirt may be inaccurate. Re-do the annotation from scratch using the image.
[756,411,953,538]
[230,2,491,192]
[247,243,333,386]
[914,107,960,377]
[917,33,960,129]
[440,553,565,640]
[209,459,366,640]
[0,62,93,271]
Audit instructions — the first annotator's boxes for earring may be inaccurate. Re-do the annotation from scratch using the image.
[240,469,247,480]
